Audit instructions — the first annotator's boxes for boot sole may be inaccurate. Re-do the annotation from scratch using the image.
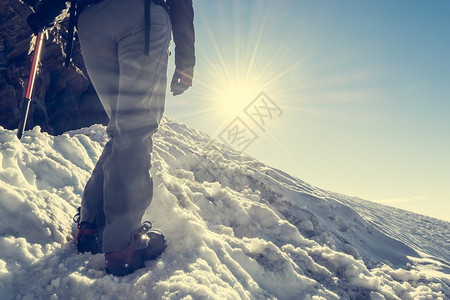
[78,235,100,254]
[106,231,167,276]
[106,253,144,276]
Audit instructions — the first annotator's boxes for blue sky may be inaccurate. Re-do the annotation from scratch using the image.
[165,0,450,221]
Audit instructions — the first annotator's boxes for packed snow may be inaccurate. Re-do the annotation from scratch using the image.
[0,116,449,299]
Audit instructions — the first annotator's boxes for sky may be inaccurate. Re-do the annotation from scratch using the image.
[164,0,450,221]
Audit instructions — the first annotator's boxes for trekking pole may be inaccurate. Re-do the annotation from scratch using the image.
[17,31,45,139]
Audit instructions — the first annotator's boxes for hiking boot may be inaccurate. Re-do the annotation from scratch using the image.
[105,221,167,276]
[73,207,101,254]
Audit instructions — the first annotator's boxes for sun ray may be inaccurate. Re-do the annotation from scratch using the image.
[197,7,234,85]
[184,0,322,154]
[244,3,270,84]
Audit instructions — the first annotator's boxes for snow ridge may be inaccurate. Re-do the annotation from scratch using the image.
[0,119,449,300]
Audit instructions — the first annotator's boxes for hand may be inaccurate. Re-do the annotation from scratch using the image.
[26,13,50,35]
[170,67,194,96]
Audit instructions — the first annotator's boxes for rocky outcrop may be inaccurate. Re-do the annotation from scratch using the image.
[0,0,107,135]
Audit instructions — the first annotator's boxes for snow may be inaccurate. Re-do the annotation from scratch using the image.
[0,117,449,299]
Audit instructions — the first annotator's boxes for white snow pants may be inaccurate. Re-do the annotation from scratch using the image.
[77,0,171,252]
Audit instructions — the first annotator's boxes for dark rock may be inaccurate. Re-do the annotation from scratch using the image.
[0,0,108,135]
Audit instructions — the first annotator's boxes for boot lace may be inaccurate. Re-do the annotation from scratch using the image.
[73,207,81,225]
[137,221,152,235]
[133,221,164,239]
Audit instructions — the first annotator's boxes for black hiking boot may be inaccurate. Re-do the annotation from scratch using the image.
[73,207,101,254]
[105,221,167,276]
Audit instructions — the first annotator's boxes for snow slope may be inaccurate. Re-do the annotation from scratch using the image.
[0,117,449,300]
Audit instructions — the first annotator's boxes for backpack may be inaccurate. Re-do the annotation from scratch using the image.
[65,0,170,67]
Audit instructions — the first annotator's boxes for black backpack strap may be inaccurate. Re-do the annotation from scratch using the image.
[65,0,106,67]
[65,0,169,60]
[65,1,77,68]
[154,0,171,18]
[144,0,171,56]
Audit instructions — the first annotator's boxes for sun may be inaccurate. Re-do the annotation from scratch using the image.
[215,80,261,118]
[180,1,301,141]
